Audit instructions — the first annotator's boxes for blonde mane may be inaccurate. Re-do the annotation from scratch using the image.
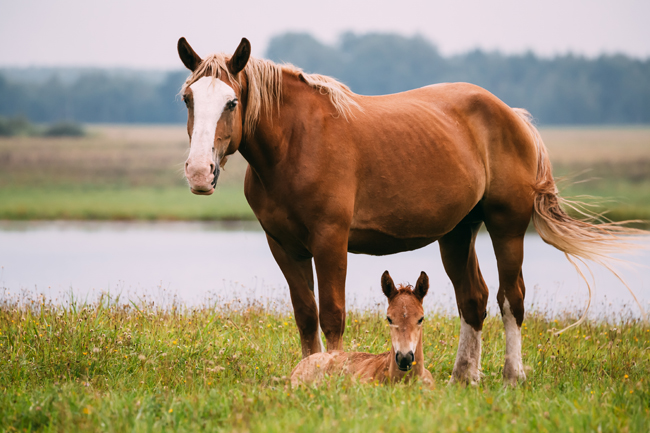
[181,54,360,139]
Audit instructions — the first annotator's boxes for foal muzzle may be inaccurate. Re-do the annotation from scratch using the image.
[395,351,415,371]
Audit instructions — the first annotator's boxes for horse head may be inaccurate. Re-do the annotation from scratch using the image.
[177,37,250,195]
[382,270,429,372]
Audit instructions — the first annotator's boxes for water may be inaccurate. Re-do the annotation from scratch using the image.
[1,221,648,320]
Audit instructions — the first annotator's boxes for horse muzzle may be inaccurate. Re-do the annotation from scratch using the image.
[185,159,219,195]
[395,351,414,371]
[190,187,215,196]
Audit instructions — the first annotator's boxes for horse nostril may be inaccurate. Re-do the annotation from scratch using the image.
[395,351,415,370]
[209,162,216,175]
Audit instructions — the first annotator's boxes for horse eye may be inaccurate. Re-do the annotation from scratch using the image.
[417,317,424,325]
[226,98,238,111]
[182,94,190,106]
[386,317,392,324]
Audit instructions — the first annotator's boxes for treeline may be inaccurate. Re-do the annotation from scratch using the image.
[267,33,650,124]
[0,70,188,124]
[1,32,649,125]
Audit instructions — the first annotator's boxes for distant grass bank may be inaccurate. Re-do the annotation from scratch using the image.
[0,293,648,432]
[1,125,649,223]
[0,186,255,221]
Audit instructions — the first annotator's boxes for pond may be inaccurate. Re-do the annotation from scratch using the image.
[1,221,648,320]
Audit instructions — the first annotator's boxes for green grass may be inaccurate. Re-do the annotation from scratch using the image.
[0,186,255,221]
[1,293,648,432]
[1,125,649,222]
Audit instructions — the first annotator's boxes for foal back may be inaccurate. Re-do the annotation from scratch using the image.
[290,350,391,386]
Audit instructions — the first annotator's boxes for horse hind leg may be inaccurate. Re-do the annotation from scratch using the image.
[484,208,529,385]
[439,221,489,385]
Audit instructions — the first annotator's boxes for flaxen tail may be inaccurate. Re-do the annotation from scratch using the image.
[513,108,647,332]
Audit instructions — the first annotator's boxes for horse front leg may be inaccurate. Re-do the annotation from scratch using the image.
[311,227,349,351]
[266,235,324,358]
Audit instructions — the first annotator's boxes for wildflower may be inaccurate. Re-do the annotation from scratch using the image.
[169,408,173,413]
[624,375,629,379]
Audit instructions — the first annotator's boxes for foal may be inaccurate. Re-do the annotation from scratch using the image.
[291,271,433,386]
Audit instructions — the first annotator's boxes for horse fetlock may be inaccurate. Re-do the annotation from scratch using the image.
[503,355,526,385]
[450,356,482,385]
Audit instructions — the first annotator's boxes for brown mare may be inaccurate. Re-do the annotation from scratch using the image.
[177,37,639,384]
[291,271,434,386]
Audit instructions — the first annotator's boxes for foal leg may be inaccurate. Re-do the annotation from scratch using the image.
[266,235,323,358]
[439,221,489,385]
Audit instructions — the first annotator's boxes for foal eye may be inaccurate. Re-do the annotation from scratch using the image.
[386,317,392,324]
[182,94,190,106]
[417,317,424,325]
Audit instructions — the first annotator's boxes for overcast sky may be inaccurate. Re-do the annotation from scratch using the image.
[1,0,649,69]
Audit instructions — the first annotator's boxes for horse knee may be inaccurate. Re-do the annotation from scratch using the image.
[458,287,489,330]
[498,291,525,326]
[294,305,319,336]
[319,305,345,339]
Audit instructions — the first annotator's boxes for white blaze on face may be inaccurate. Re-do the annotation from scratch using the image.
[186,76,236,183]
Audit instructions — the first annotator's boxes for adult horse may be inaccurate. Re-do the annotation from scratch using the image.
[177,37,638,384]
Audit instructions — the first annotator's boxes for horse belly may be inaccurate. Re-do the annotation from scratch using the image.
[347,228,439,255]
[348,185,479,255]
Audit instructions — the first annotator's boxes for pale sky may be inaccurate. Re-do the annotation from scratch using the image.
[1,0,649,69]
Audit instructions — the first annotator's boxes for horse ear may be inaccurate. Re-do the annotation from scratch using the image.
[381,270,397,299]
[413,271,429,301]
[178,37,202,71]
[227,38,251,75]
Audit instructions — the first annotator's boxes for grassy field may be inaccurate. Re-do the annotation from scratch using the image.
[0,293,648,432]
[0,125,649,222]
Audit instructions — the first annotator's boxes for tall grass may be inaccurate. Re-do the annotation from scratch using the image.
[1,291,648,432]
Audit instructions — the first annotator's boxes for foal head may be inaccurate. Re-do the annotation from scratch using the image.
[382,271,429,372]
[177,37,251,195]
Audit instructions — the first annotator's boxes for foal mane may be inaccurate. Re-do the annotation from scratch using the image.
[181,54,360,139]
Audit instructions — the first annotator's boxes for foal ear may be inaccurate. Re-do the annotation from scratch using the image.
[227,38,251,75]
[178,37,202,71]
[381,270,398,299]
[413,271,429,301]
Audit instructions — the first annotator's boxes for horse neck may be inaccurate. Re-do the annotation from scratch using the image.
[237,72,323,177]
[387,329,425,381]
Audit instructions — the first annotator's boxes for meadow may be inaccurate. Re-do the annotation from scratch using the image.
[0,292,648,432]
[0,125,649,223]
